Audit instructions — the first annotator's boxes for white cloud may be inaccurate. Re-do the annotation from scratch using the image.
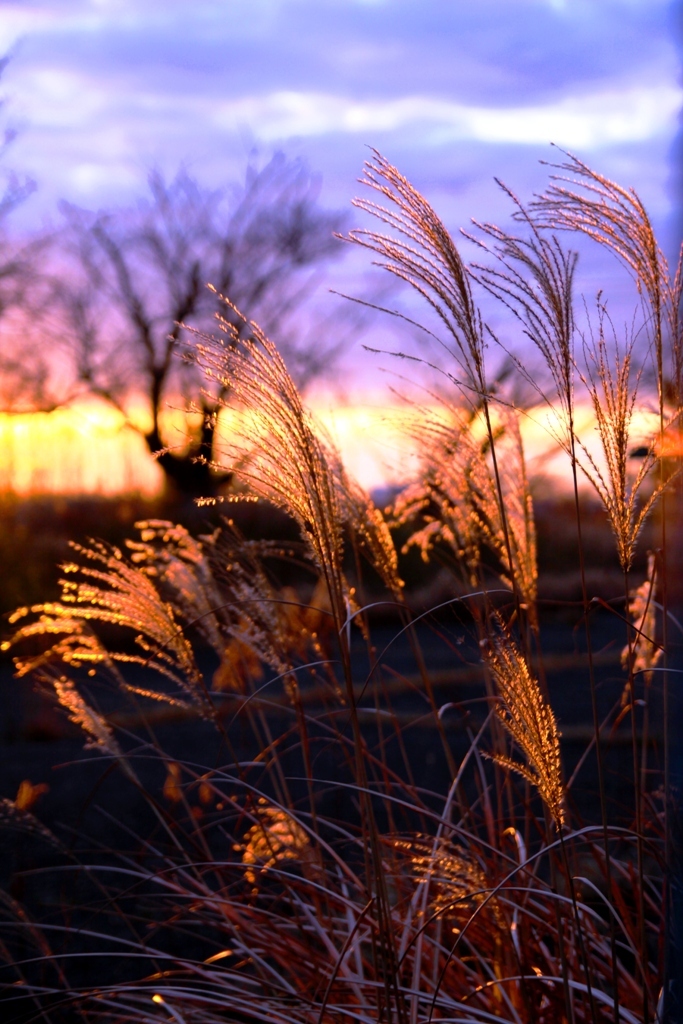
[0,6,61,53]
[212,82,682,149]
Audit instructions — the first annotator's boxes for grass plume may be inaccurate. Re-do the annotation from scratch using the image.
[1,151,677,1024]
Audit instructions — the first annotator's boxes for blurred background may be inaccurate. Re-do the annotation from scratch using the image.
[0,0,678,612]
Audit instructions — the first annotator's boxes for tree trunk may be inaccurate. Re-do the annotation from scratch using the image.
[144,416,231,498]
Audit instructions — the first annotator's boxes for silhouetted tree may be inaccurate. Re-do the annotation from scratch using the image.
[53,155,347,496]
[0,56,44,410]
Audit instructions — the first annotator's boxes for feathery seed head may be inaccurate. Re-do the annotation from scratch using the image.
[483,622,565,828]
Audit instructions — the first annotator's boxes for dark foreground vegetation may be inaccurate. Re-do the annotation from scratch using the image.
[0,151,682,1024]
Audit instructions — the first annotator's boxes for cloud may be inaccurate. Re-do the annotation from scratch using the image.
[0,0,678,237]
[212,83,682,149]
[0,0,676,401]
[4,0,676,104]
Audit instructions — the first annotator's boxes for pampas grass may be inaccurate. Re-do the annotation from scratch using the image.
[1,151,678,1024]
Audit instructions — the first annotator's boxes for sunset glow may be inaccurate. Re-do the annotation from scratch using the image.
[0,404,163,496]
[0,396,662,498]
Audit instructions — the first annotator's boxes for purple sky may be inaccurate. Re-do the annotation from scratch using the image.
[0,0,681,393]
[2,1,679,220]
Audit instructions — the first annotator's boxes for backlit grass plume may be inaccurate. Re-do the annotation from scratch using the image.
[333,455,404,600]
[531,149,681,403]
[392,411,481,580]
[191,306,349,627]
[621,551,662,691]
[128,519,226,655]
[191,305,412,1021]
[578,309,672,571]
[191,304,405,617]
[394,407,537,616]
[8,539,208,710]
[52,675,126,761]
[390,834,493,919]
[349,152,536,637]
[468,188,578,447]
[3,151,676,1024]
[483,619,565,829]
[236,797,318,887]
[348,149,488,401]
[129,518,328,687]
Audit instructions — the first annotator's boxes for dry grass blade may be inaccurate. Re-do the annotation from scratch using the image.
[483,621,564,829]
[0,797,61,848]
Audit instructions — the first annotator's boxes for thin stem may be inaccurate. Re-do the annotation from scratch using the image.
[569,430,621,1023]
[623,565,650,1023]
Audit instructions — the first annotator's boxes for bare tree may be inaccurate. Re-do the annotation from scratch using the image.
[0,57,45,409]
[51,154,347,496]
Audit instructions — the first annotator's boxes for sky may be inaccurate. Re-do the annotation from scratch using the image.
[0,0,679,490]
[0,0,681,388]
[1,0,679,228]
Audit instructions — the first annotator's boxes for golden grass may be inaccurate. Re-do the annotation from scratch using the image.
[2,151,679,1024]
